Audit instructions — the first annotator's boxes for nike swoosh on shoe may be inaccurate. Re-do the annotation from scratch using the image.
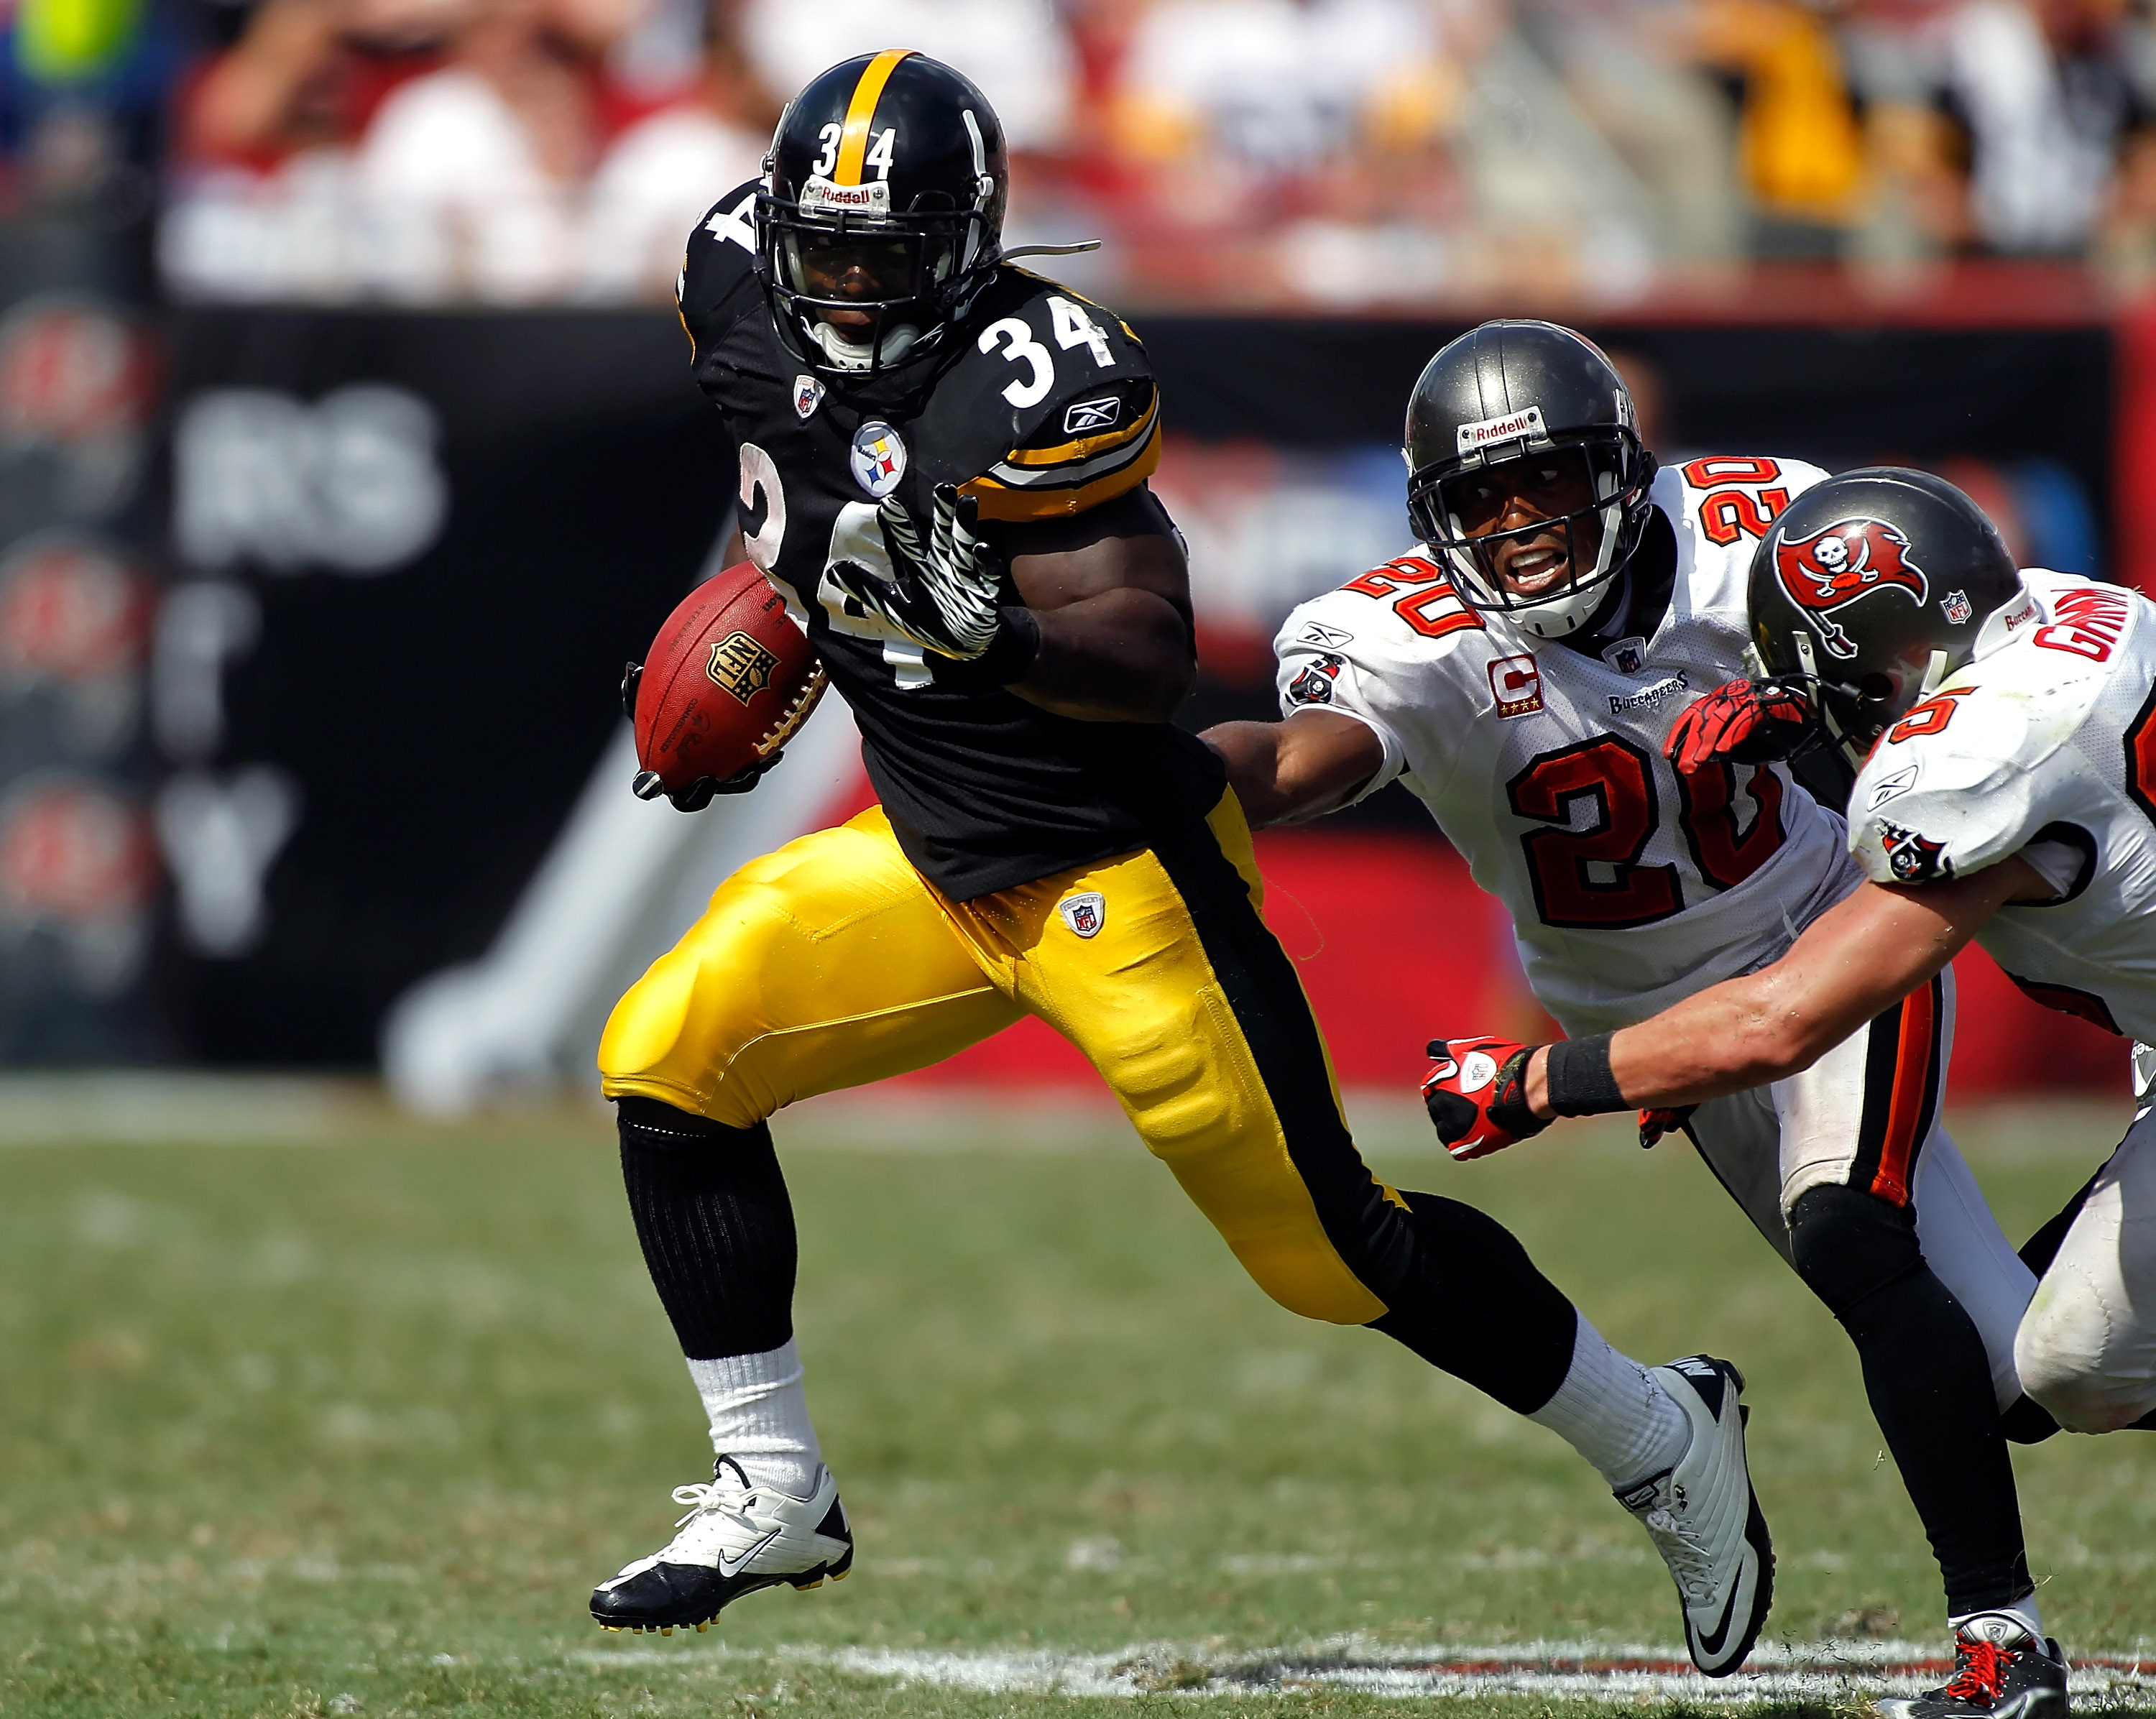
[715,1528,781,1577]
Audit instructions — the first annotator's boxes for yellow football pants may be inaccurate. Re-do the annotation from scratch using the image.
[599,795,1402,1325]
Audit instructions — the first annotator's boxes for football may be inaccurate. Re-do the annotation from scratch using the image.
[628,562,826,798]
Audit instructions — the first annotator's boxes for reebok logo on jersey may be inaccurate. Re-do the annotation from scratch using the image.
[1608,672,1688,716]
[1866,762,1920,809]
[1057,891,1106,938]
[1488,653,1543,718]
[1879,819,1951,883]
[1062,396,1122,435]
[1298,622,1353,648]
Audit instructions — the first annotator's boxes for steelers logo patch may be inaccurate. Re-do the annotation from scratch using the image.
[850,421,907,498]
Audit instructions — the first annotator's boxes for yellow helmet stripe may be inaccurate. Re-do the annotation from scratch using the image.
[834,49,913,186]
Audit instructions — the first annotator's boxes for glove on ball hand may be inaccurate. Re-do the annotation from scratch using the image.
[1422,1035,1550,1159]
[1664,678,1820,773]
[824,484,1005,661]
[1637,1105,1697,1149]
[632,756,782,811]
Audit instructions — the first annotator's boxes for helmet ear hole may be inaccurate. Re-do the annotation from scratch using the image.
[1858,672,1894,702]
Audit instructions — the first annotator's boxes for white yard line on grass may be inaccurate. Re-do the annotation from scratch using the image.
[571,1635,2156,1705]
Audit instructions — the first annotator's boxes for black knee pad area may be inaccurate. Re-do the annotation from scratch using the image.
[1787,1182,1924,1319]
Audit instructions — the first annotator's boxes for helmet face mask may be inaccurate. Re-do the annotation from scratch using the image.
[1401,321,1658,641]
[1415,438,1646,637]
[756,52,1008,393]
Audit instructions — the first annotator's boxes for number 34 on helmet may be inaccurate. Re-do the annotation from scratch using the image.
[757,50,1011,389]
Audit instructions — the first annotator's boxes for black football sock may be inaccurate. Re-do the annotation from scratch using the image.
[1367,1190,1580,1415]
[1790,1184,2031,1616]
[618,1096,796,1360]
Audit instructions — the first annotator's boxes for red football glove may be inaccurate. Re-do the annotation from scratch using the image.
[1637,1105,1697,1148]
[1664,678,1820,774]
[1422,1036,1551,1160]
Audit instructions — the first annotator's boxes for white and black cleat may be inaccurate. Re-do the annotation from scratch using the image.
[591,1456,853,1633]
[1618,1355,1774,1677]
[1875,1615,2068,1719]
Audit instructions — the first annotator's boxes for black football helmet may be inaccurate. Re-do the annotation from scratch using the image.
[1748,467,2022,766]
[1404,321,1658,639]
[757,50,1008,391]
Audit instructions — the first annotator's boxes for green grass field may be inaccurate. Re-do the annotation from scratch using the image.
[3,1085,2152,1718]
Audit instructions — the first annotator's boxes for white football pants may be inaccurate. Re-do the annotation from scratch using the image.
[2012,1043,2156,1432]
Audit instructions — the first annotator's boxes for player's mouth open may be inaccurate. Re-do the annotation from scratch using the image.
[1494,540,1571,596]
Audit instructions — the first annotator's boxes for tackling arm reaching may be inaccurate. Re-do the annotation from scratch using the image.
[1201,708,1386,826]
[1514,857,2050,1121]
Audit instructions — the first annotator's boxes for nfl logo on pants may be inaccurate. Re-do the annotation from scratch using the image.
[1058,892,1105,939]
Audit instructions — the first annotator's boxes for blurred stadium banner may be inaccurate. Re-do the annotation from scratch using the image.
[4,303,2131,1100]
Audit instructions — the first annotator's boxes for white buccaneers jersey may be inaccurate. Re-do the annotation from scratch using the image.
[1275,456,1858,1035]
[1849,568,2156,1043]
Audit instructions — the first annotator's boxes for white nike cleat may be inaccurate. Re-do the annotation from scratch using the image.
[590,1456,853,1632]
[1617,1355,1774,1677]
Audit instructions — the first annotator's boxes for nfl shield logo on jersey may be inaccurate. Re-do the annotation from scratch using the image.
[793,375,824,420]
[850,421,908,497]
[1057,891,1107,938]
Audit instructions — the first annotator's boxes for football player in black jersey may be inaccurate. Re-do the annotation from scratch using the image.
[588,50,1771,1670]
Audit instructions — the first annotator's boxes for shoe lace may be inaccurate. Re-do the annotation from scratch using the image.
[659,1462,760,1552]
[1641,1495,1716,1605]
[1944,1639,2012,1702]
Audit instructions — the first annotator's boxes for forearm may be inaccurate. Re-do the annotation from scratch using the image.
[1006,586,1194,722]
[1200,709,1381,827]
[1520,870,2017,1119]
[1524,973,1840,1117]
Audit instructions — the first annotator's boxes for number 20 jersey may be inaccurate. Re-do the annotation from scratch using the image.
[1275,457,1858,1036]
[678,180,1223,900]
[1848,568,2156,1043]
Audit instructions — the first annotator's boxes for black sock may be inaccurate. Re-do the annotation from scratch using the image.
[1368,1190,1580,1415]
[617,1096,796,1360]
[1789,1184,2030,1615]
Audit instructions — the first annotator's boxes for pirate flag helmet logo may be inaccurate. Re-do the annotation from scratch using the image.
[1772,517,1928,660]
[1748,467,2022,767]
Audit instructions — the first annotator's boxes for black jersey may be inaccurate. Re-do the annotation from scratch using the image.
[678,182,1225,899]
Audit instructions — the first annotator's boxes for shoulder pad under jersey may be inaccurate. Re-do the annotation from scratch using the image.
[1659,454,1830,597]
[940,267,1160,523]
[678,181,765,381]
[1848,668,2078,887]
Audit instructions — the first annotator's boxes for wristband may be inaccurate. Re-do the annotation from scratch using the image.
[1545,1032,1624,1117]
[972,605,1041,685]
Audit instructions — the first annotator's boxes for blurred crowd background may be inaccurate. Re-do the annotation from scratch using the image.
[0,0,2146,308]
[0,0,2144,1094]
